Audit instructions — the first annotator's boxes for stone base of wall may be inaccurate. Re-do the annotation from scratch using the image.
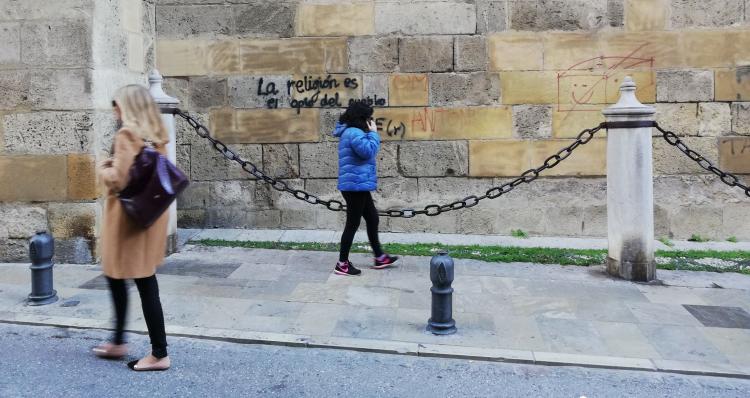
[176,175,750,241]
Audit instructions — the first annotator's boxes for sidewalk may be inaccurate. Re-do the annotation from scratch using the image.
[181,228,750,252]
[1,229,750,378]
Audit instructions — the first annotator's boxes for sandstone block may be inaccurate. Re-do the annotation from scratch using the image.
[299,142,338,178]
[399,36,453,73]
[263,144,299,179]
[156,5,232,38]
[678,30,745,69]
[719,137,750,174]
[249,210,282,229]
[373,177,419,209]
[228,75,290,109]
[531,139,607,177]
[389,74,429,106]
[0,70,30,110]
[654,103,699,136]
[189,77,227,110]
[319,108,340,139]
[389,210,458,234]
[722,205,750,240]
[582,205,608,237]
[607,0,625,27]
[48,203,97,240]
[296,3,374,36]
[178,181,209,210]
[476,0,508,33]
[212,108,320,144]
[457,208,497,235]
[499,71,556,104]
[281,209,317,229]
[121,0,142,33]
[732,103,750,135]
[190,140,262,181]
[67,154,96,200]
[374,107,512,141]
[656,70,713,102]
[4,111,92,154]
[625,0,668,31]
[55,237,94,264]
[541,33,600,71]
[127,32,145,72]
[513,105,552,139]
[177,209,207,229]
[495,206,546,235]
[157,39,208,76]
[233,2,295,37]
[509,0,610,31]
[0,22,20,65]
[177,144,191,177]
[698,103,731,137]
[429,72,500,107]
[488,33,543,71]
[653,137,718,175]
[322,37,349,73]
[28,69,91,110]
[542,207,584,236]
[715,68,750,102]
[399,141,468,177]
[374,1,476,35]
[21,19,91,67]
[670,0,744,28]
[0,155,67,201]
[0,238,27,262]
[209,180,256,208]
[0,204,47,240]
[176,111,207,146]
[363,74,389,106]
[208,40,240,74]
[206,208,250,228]
[552,111,605,138]
[348,37,398,73]
[598,31,681,69]
[670,207,724,240]
[377,142,399,178]
[240,38,328,74]
[455,36,487,72]
[417,177,496,205]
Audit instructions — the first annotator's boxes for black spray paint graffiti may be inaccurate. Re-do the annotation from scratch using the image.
[256,75,386,113]
[375,118,406,138]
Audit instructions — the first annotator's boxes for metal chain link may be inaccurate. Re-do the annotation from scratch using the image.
[654,123,750,198]
[176,109,605,217]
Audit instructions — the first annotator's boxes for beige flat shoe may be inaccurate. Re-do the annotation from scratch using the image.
[127,355,171,372]
[92,343,128,359]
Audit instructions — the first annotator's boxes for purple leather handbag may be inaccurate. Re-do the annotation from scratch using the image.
[118,145,189,228]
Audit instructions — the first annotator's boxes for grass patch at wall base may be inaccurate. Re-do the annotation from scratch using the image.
[193,239,750,275]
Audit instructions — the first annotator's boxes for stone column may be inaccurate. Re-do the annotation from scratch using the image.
[602,77,656,282]
[148,70,180,253]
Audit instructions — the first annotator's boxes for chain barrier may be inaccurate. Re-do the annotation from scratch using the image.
[175,109,605,217]
[654,123,750,198]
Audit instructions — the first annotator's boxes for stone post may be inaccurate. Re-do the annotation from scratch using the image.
[602,77,656,282]
[148,70,180,253]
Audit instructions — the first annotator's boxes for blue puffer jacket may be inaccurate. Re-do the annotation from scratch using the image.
[332,122,380,191]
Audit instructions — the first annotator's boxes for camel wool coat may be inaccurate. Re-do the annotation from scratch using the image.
[98,128,169,279]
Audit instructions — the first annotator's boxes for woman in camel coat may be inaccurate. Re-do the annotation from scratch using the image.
[92,85,171,372]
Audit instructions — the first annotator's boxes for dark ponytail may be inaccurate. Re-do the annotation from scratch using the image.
[339,102,374,132]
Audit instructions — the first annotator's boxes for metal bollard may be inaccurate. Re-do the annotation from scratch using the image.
[426,251,457,335]
[28,231,58,306]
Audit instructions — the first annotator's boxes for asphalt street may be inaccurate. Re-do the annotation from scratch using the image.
[1,323,749,398]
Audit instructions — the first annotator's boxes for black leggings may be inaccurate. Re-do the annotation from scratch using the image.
[339,191,384,262]
[106,275,168,359]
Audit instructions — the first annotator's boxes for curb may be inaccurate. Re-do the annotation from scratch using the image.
[2,315,749,380]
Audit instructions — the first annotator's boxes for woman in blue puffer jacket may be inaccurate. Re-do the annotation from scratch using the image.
[331,102,399,276]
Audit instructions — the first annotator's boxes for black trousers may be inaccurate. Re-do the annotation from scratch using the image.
[106,275,168,359]
[339,191,384,262]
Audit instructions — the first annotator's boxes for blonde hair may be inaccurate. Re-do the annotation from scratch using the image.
[112,85,169,145]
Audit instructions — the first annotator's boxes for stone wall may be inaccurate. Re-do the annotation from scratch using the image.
[155,0,750,241]
[0,0,155,262]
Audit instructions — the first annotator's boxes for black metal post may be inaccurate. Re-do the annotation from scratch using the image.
[28,231,58,306]
[427,251,457,335]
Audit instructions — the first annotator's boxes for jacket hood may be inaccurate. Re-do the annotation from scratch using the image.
[332,122,348,137]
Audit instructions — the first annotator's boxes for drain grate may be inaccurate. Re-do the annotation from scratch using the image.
[683,305,750,329]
